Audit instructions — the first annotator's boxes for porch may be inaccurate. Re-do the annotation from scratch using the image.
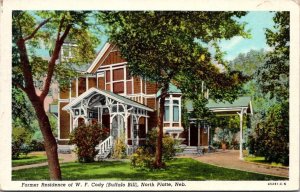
[62,87,154,156]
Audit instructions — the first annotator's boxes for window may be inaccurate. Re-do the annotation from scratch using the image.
[164,100,170,121]
[173,100,179,122]
[163,97,181,125]
[104,66,133,95]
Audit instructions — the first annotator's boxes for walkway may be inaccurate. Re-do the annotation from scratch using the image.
[184,150,288,178]
[12,152,77,171]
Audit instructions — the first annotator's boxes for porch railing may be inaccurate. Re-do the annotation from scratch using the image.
[96,136,113,160]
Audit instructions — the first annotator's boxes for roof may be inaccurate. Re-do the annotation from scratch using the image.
[156,83,182,97]
[86,43,111,73]
[186,96,253,115]
[62,87,154,112]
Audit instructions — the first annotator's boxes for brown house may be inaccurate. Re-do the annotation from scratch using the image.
[56,42,252,158]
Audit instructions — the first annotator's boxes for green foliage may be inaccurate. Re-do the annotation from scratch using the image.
[111,134,127,159]
[29,140,45,151]
[229,49,267,76]
[257,12,289,102]
[249,102,289,165]
[131,129,177,169]
[101,11,249,98]
[130,147,155,170]
[12,11,101,89]
[12,87,36,127]
[12,127,33,159]
[69,123,109,163]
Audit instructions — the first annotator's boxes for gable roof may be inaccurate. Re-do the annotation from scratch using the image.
[62,87,154,112]
[186,96,253,115]
[86,43,113,73]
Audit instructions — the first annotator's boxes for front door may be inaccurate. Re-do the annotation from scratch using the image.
[190,123,198,146]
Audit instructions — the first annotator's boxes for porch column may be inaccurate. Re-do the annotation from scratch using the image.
[188,124,190,146]
[131,116,134,145]
[136,125,139,146]
[124,116,128,145]
[145,116,149,134]
[208,126,210,146]
[238,110,244,160]
[109,116,113,136]
[198,123,201,147]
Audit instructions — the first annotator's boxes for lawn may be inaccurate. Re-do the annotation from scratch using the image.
[12,154,48,167]
[12,158,286,180]
[244,156,287,168]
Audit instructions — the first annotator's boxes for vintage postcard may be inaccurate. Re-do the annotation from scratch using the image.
[0,0,299,191]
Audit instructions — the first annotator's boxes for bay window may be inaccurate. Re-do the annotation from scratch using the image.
[163,96,181,127]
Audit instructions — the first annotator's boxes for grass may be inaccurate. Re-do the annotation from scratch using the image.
[244,156,287,168]
[12,158,286,181]
[12,154,48,167]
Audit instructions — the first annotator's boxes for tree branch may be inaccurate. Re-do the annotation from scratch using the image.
[56,14,66,41]
[24,18,51,41]
[40,22,72,101]
[16,38,37,97]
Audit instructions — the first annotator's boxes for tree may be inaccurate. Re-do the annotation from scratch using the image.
[257,12,289,102]
[251,12,290,165]
[100,11,249,167]
[12,11,100,180]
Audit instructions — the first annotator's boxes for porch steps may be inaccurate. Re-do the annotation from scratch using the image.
[95,136,113,160]
[176,145,203,156]
[57,145,73,154]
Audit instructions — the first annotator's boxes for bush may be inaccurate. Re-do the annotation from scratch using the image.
[131,129,177,169]
[69,123,109,163]
[130,147,155,170]
[29,140,45,151]
[248,102,289,165]
[112,134,127,159]
[12,127,33,159]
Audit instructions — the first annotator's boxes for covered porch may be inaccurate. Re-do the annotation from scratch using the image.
[186,96,253,159]
[62,87,154,149]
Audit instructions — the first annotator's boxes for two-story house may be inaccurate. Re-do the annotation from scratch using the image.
[55,42,253,158]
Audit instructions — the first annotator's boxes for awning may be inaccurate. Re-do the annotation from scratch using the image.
[185,96,253,115]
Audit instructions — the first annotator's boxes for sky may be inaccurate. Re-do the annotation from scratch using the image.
[38,11,276,62]
[219,11,275,61]
[94,11,275,61]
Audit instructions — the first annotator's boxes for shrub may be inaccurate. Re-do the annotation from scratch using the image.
[29,140,45,151]
[130,147,154,169]
[12,127,33,159]
[131,128,177,169]
[69,123,109,163]
[248,102,289,165]
[112,134,127,159]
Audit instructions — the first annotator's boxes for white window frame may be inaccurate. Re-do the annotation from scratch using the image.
[163,95,182,128]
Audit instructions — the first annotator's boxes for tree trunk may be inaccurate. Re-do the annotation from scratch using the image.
[155,83,169,168]
[28,93,62,180]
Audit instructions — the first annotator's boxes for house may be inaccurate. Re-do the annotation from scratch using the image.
[55,42,253,158]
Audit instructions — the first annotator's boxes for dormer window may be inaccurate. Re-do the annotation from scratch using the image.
[61,42,77,60]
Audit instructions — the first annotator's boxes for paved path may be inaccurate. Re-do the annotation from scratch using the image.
[12,152,77,171]
[180,150,288,178]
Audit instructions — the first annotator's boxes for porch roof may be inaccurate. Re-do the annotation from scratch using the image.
[186,96,253,115]
[62,87,154,112]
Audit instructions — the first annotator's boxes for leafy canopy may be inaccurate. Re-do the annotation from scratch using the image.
[256,12,289,102]
[100,11,250,102]
[12,11,101,89]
